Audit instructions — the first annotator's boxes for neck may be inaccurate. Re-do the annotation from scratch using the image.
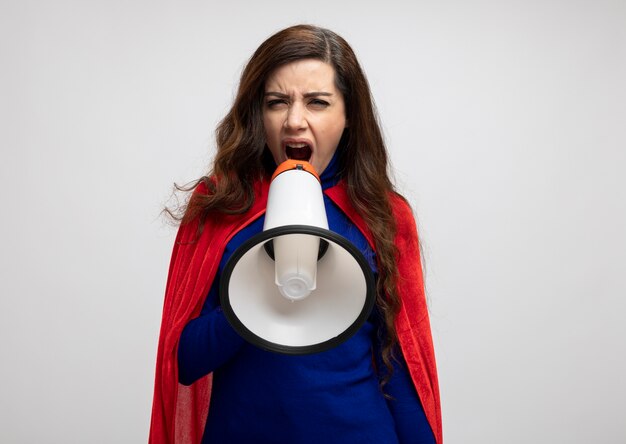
[319,149,341,190]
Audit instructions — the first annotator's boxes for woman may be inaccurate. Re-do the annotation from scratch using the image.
[150,25,442,444]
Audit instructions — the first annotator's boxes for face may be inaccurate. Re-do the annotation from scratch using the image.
[263,59,347,174]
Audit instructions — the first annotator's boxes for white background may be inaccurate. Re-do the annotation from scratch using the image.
[1,0,625,442]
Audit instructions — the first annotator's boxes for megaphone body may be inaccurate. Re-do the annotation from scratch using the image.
[220,160,375,354]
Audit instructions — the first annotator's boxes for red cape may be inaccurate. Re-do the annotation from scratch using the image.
[149,179,442,443]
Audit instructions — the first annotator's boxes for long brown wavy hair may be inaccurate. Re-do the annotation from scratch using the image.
[172,24,404,388]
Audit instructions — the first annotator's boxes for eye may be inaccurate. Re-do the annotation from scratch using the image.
[266,99,288,108]
[309,99,330,108]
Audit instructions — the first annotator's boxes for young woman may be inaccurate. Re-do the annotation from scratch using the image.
[150,24,442,444]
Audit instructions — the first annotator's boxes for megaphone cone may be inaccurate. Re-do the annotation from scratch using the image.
[220,160,376,354]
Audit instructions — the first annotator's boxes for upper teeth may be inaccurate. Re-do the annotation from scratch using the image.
[287,143,308,148]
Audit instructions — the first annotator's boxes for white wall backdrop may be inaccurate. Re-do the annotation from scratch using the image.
[1,0,624,442]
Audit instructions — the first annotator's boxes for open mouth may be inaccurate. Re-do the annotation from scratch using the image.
[285,144,312,161]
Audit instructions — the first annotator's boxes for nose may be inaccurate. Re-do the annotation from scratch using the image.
[284,102,307,130]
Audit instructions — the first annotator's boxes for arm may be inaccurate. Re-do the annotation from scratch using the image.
[372,305,435,444]
[177,274,245,386]
[380,348,436,444]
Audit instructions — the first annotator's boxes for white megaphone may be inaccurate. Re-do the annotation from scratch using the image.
[220,160,376,354]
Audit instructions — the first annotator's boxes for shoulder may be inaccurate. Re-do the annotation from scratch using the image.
[388,192,417,236]
[184,175,269,228]
[389,192,411,215]
[191,176,216,196]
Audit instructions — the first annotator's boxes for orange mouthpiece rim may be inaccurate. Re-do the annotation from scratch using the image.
[271,159,320,182]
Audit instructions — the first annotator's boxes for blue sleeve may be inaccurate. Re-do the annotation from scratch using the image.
[372,305,435,444]
[382,349,436,444]
[177,273,246,386]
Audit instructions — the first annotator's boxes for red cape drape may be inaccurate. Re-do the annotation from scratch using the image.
[149,179,442,443]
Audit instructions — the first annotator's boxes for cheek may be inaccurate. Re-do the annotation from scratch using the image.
[324,122,346,147]
[263,117,281,144]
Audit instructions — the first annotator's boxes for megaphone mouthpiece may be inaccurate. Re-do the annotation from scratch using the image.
[271,159,319,182]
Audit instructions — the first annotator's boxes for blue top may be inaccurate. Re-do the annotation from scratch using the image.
[178,152,435,444]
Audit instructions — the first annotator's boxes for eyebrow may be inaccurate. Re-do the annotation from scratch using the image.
[264,91,334,98]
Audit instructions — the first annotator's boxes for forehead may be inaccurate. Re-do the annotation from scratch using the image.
[265,59,337,93]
